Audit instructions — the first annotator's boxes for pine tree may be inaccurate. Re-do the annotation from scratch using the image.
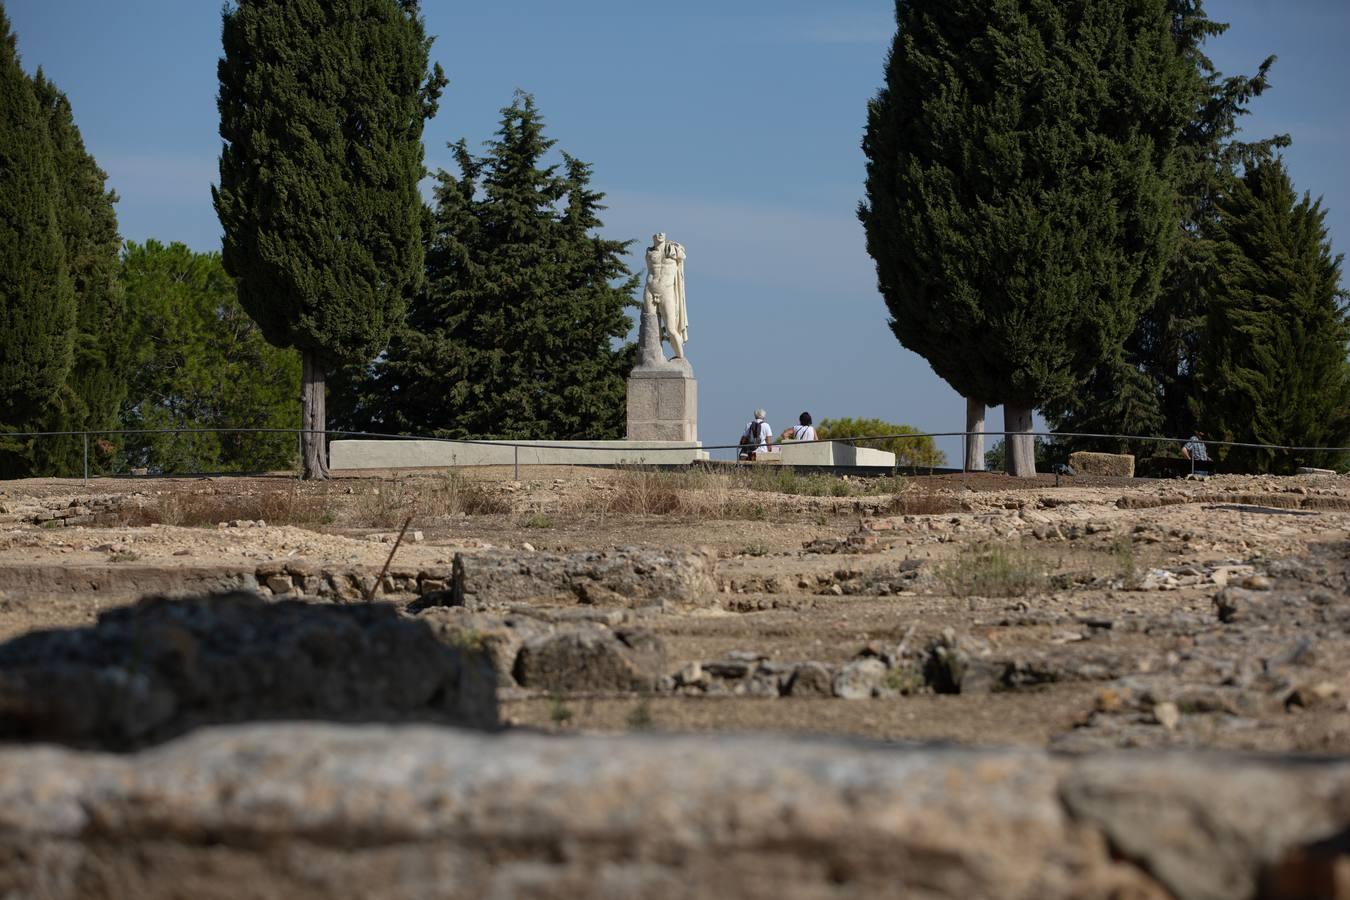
[332,94,637,441]
[0,6,74,474]
[213,0,445,478]
[1047,0,1290,455]
[1199,159,1350,473]
[860,0,1194,475]
[119,241,301,474]
[28,70,126,476]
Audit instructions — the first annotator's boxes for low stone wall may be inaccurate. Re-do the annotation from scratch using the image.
[330,438,707,468]
[1070,450,1136,478]
[1,722,1347,900]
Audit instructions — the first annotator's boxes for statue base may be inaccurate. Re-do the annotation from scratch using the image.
[627,361,697,442]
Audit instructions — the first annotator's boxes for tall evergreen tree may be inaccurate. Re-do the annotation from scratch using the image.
[332,94,637,440]
[120,241,301,474]
[1198,159,1350,473]
[0,6,74,475]
[860,0,1193,475]
[1046,0,1289,454]
[213,0,445,478]
[28,70,127,476]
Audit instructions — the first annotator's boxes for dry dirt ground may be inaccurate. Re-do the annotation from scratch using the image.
[2,464,1349,753]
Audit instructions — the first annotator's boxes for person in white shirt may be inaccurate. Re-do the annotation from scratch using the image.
[789,411,818,442]
[740,409,773,459]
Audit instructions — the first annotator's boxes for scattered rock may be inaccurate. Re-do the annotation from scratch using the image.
[513,628,666,693]
[832,658,886,699]
[1153,701,1180,731]
[786,661,834,697]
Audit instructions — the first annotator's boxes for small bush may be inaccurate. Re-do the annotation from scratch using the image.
[938,543,1046,597]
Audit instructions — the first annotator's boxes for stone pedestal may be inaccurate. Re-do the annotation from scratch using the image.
[627,306,697,442]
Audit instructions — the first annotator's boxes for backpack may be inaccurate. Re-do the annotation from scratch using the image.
[739,420,764,460]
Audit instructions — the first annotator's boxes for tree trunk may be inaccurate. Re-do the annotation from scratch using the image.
[1004,403,1035,478]
[964,397,986,471]
[301,350,329,480]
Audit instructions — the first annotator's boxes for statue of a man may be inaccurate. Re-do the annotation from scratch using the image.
[643,232,687,359]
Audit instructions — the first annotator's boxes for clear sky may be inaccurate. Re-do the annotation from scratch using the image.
[6,0,1348,461]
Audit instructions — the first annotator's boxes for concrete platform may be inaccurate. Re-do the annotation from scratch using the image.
[329,439,707,469]
[775,440,896,468]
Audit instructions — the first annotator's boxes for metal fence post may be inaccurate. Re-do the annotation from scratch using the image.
[514,444,519,481]
[82,432,89,485]
[962,431,968,475]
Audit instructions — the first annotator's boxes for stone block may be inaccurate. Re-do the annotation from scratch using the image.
[1068,451,1135,478]
[627,365,697,442]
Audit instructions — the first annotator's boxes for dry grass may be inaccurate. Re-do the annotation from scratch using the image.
[938,543,1049,598]
[589,469,765,519]
[573,467,923,522]
[349,474,511,527]
[97,473,511,529]
[103,483,333,528]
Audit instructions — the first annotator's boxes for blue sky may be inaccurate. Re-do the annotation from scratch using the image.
[7,0,1348,461]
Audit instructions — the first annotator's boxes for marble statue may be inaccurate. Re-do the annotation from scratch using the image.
[643,232,688,360]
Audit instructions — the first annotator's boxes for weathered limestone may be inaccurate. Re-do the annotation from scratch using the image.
[0,592,498,748]
[3,723,1350,899]
[434,546,718,609]
[1070,451,1136,478]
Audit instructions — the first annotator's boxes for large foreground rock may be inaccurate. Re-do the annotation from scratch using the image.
[0,593,497,748]
[2,723,1350,900]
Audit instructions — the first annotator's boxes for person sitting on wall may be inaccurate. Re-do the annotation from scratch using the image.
[739,409,773,460]
[1181,430,1210,475]
[788,411,818,442]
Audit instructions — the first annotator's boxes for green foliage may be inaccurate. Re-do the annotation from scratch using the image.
[119,241,301,473]
[213,0,445,370]
[26,70,127,476]
[817,417,945,469]
[860,0,1194,411]
[333,93,636,440]
[0,9,74,473]
[1048,2,1290,453]
[1198,159,1350,473]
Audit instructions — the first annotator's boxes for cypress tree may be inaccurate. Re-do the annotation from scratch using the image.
[1047,0,1290,455]
[1199,159,1350,473]
[860,0,1193,475]
[332,94,637,440]
[213,0,445,478]
[120,241,301,474]
[29,70,127,476]
[0,6,74,474]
